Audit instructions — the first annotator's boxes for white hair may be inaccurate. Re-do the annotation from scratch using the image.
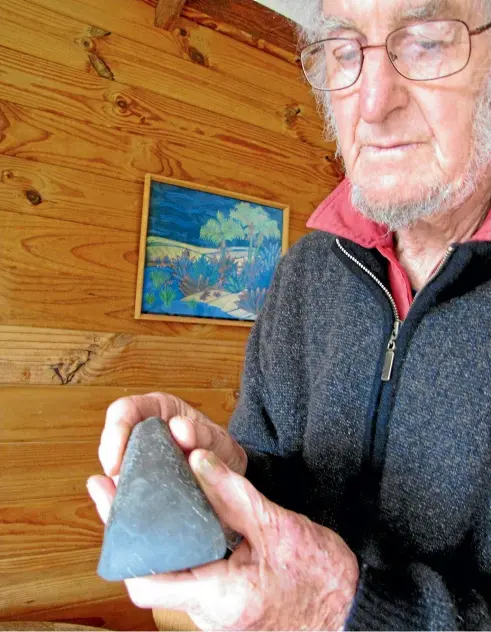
[284,0,491,229]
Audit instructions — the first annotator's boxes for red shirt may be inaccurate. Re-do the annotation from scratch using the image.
[307,179,491,319]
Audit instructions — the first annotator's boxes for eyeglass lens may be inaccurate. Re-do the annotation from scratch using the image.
[301,20,471,90]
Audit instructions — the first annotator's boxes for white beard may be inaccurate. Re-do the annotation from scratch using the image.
[317,76,491,231]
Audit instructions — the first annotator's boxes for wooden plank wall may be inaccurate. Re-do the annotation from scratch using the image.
[0,0,341,628]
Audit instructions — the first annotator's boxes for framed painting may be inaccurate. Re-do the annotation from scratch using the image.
[135,174,290,326]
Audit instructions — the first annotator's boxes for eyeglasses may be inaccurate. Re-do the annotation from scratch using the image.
[300,19,491,91]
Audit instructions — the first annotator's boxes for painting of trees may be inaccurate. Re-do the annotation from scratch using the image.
[137,177,288,323]
[229,202,281,265]
[200,211,245,260]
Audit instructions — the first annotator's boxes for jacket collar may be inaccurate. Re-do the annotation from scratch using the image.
[307,178,491,246]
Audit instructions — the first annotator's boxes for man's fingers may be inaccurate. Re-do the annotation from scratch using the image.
[169,416,220,454]
[125,571,202,611]
[189,450,272,552]
[168,416,197,451]
[170,417,246,474]
[99,393,181,476]
[87,475,116,523]
[99,391,245,481]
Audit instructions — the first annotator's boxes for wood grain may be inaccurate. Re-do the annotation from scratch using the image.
[2,543,104,573]
[0,385,236,442]
[0,493,105,562]
[0,0,321,142]
[181,0,297,54]
[0,154,337,250]
[0,325,246,388]
[28,0,302,93]
[0,155,143,234]
[0,97,337,202]
[15,596,157,631]
[0,191,256,337]
[0,209,142,333]
[0,154,329,336]
[153,609,197,631]
[155,0,186,28]
[0,622,105,631]
[2,442,101,502]
[0,197,257,336]
[0,556,123,618]
[167,0,299,66]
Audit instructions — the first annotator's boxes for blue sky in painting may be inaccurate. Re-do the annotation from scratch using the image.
[148,182,284,248]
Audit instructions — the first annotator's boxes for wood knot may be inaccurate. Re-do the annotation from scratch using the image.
[25,189,42,205]
[52,349,94,385]
[89,53,115,80]
[2,170,13,181]
[80,37,95,51]
[87,26,111,38]
[179,28,188,36]
[188,46,208,66]
[284,104,302,128]
[116,98,128,109]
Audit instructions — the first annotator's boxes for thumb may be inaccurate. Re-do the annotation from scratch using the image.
[87,475,116,524]
[189,449,274,551]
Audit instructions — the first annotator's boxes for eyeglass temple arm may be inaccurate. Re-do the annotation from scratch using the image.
[470,21,491,36]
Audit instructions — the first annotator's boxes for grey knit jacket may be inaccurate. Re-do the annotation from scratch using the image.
[228,230,491,631]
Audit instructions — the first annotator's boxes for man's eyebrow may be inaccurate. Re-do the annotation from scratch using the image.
[389,0,454,28]
[317,15,361,38]
[319,0,455,39]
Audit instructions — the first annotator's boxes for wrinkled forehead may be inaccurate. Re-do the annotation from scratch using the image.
[321,0,480,32]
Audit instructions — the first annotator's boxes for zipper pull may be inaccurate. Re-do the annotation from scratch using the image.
[382,319,401,382]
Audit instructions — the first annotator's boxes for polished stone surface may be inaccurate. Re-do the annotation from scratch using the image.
[97,417,227,581]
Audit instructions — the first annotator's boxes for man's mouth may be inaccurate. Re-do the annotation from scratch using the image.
[361,142,423,154]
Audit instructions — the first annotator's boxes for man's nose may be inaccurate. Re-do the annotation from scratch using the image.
[358,46,409,124]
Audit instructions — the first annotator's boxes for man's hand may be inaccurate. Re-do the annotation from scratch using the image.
[97,392,247,478]
[87,449,359,631]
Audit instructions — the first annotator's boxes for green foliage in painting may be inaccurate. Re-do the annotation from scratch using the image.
[200,211,245,262]
[159,286,176,307]
[144,201,282,320]
[230,202,281,265]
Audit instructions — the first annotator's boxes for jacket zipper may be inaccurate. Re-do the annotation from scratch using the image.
[336,238,455,381]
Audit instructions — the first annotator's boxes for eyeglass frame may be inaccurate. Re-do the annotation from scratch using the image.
[300,18,491,91]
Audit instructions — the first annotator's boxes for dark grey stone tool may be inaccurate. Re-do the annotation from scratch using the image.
[97,416,227,581]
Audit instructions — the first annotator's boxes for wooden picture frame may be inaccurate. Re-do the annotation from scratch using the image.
[135,174,290,326]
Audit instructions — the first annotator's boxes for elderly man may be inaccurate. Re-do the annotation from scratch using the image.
[88,0,491,629]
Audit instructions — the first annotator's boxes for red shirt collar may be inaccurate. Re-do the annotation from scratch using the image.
[307,179,491,245]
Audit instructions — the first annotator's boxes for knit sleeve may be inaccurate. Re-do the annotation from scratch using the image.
[346,450,491,631]
[227,317,288,505]
[227,257,307,511]
[345,561,491,630]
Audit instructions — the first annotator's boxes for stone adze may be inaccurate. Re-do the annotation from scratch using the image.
[97,416,228,581]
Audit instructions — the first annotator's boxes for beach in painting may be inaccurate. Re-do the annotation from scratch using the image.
[141,182,284,321]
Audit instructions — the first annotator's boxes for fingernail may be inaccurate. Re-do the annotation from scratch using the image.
[197,452,222,484]
[171,415,193,425]
[98,443,114,477]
